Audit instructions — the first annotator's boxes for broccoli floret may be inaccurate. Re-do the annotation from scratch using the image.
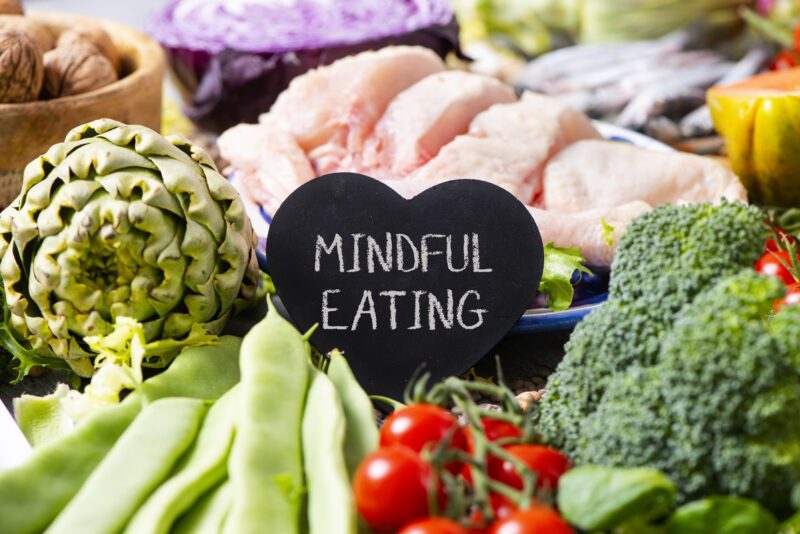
[540,202,765,451]
[579,271,800,517]
[609,201,766,305]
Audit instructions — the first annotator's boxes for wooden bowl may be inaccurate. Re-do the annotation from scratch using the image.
[0,13,164,206]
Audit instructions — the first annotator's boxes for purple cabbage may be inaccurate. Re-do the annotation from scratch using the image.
[148,0,461,133]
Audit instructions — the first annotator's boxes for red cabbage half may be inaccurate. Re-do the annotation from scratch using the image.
[148,0,462,133]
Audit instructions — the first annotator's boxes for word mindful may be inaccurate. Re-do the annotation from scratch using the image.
[314,233,493,331]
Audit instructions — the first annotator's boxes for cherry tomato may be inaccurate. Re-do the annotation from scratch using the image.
[770,50,799,71]
[462,418,524,484]
[490,507,574,534]
[468,494,518,530]
[755,250,797,285]
[794,23,800,53]
[775,283,800,312]
[765,228,797,252]
[493,445,571,491]
[400,517,469,534]
[381,404,468,455]
[354,446,435,531]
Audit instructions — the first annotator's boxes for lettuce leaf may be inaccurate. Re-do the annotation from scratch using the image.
[538,243,591,311]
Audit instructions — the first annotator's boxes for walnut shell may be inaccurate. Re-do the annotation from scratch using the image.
[42,39,117,98]
[0,0,22,15]
[0,29,43,103]
[57,27,119,74]
[0,16,54,54]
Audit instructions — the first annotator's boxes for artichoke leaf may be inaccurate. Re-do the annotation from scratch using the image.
[0,119,260,379]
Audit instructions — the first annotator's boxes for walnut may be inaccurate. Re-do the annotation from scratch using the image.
[0,16,54,54]
[42,39,117,98]
[0,0,22,15]
[0,29,43,103]
[57,27,119,74]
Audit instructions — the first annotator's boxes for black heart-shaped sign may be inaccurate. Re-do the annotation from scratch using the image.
[267,173,543,397]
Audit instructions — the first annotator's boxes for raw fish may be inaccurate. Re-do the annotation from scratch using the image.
[542,140,747,213]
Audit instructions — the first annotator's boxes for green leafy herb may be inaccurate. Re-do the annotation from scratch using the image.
[601,218,615,246]
[666,497,778,534]
[538,243,591,311]
[557,465,677,531]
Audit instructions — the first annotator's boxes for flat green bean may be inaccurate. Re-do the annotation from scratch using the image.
[224,304,310,534]
[327,350,378,478]
[302,366,357,534]
[14,385,75,447]
[46,397,208,534]
[172,479,232,534]
[0,397,141,534]
[0,337,241,534]
[124,387,238,534]
[142,335,241,403]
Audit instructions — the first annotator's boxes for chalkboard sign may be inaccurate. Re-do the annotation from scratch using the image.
[267,173,544,397]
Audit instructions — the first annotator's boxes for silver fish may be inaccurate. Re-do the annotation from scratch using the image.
[679,47,772,138]
[515,30,689,90]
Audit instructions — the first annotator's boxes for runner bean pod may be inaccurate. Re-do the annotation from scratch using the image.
[327,349,379,478]
[47,397,208,534]
[0,337,241,534]
[172,480,232,534]
[125,386,239,534]
[0,398,141,534]
[302,365,357,534]
[224,303,310,534]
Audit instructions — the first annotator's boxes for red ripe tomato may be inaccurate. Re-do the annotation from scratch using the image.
[490,507,574,534]
[381,404,468,456]
[775,283,800,312]
[493,445,571,491]
[755,251,797,285]
[400,517,469,534]
[770,50,799,71]
[462,418,524,484]
[469,494,518,530]
[354,446,436,531]
[765,228,797,252]
[785,285,800,306]
[794,24,800,53]
[482,419,524,442]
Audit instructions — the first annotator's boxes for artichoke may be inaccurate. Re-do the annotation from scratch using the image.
[0,119,261,379]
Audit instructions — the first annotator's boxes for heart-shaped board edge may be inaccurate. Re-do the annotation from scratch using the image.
[267,172,544,397]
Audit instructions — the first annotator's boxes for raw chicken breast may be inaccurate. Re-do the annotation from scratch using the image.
[408,136,545,202]
[528,201,653,266]
[543,140,748,212]
[469,92,600,148]
[266,46,445,174]
[359,71,516,179]
[217,121,315,214]
[407,92,600,203]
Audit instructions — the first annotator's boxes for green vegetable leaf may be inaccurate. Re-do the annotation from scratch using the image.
[666,497,778,534]
[0,281,71,383]
[557,465,677,531]
[538,243,591,311]
[38,318,221,421]
[13,384,75,447]
[601,218,615,246]
[741,7,795,48]
[780,508,800,534]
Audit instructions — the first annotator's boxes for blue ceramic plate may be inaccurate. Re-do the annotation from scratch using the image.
[233,121,673,334]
